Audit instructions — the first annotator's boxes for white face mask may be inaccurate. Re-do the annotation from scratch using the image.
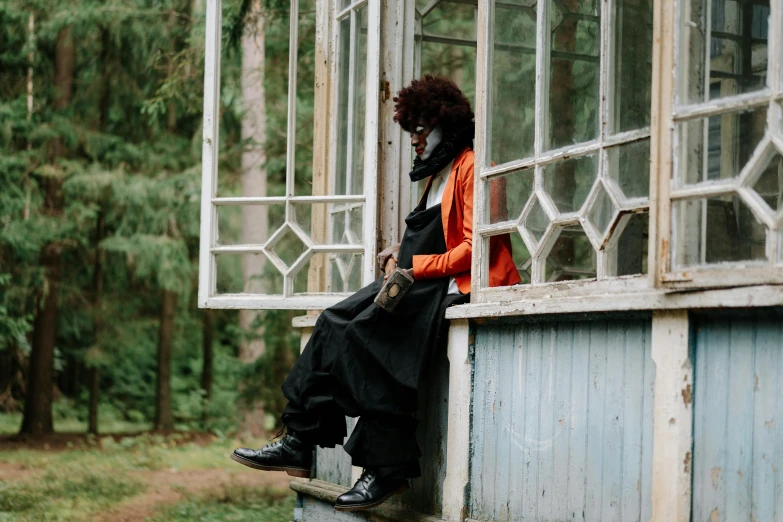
[419,125,442,161]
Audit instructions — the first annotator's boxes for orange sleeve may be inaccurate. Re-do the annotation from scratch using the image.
[411,160,473,279]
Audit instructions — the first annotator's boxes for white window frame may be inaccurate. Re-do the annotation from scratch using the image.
[198,0,381,309]
[470,0,654,303]
[657,0,783,290]
[445,0,783,318]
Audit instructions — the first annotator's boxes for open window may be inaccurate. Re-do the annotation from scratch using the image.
[198,0,381,309]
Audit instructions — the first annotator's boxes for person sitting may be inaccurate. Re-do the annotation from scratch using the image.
[231,75,520,512]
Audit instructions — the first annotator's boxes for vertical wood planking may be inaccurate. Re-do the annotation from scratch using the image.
[470,316,654,521]
[585,322,608,522]
[601,322,627,522]
[751,320,779,522]
[692,312,783,522]
[551,322,574,521]
[725,321,754,521]
[521,322,543,520]
[567,323,591,522]
[620,323,647,522]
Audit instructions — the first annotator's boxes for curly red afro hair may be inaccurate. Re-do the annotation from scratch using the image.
[393,75,474,134]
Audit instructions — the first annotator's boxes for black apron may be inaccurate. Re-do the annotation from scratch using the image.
[281,182,468,474]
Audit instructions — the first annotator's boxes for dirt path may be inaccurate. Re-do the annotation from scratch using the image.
[0,458,293,522]
[92,468,293,522]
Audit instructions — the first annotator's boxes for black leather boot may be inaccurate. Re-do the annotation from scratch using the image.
[231,430,313,478]
[333,468,409,512]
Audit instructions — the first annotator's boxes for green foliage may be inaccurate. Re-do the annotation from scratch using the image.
[151,485,295,522]
[0,468,145,520]
[0,0,313,437]
[0,434,295,521]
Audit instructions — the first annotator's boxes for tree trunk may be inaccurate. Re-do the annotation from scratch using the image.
[201,309,213,423]
[88,208,105,435]
[155,290,177,430]
[238,0,269,437]
[20,25,74,436]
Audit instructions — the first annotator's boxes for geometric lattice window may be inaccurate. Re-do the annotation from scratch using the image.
[475,0,653,288]
[199,0,380,309]
[671,0,783,270]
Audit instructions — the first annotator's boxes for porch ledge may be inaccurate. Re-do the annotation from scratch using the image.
[290,479,445,522]
[444,284,783,320]
[292,314,320,328]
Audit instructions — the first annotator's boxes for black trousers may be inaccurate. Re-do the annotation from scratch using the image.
[280,281,468,480]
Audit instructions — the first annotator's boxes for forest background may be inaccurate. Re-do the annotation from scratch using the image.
[0,0,309,439]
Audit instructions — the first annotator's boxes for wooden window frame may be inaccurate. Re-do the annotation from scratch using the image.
[470,0,653,303]
[459,0,783,315]
[198,0,381,310]
[657,0,783,290]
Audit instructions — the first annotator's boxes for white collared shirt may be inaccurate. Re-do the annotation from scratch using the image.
[425,161,461,295]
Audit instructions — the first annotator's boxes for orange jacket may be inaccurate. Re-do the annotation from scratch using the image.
[412,148,522,293]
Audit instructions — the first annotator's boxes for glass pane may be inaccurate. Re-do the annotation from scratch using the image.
[681,0,769,104]
[419,3,477,105]
[351,6,368,195]
[523,197,551,243]
[295,253,327,293]
[545,224,597,281]
[672,194,767,267]
[586,183,617,237]
[611,0,653,132]
[608,211,649,276]
[335,16,351,195]
[216,204,285,246]
[271,227,309,268]
[678,106,766,185]
[330,204,364,245]
[217,4,290,198]
[543,154,598,213]
[330,253,363,293]
[215,254,283,295]
[548,0,600,150]
[751,152,783,215]
[490,2,537,164]
[510,232,532,284]
[607,139,651,199]
[487,169,534,225]
[295,0,317,195]
[487,232,528,286]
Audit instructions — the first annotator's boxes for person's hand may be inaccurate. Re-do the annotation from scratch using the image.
[384,267,414,282]
[384,257,397,276]
[377,243,401,271]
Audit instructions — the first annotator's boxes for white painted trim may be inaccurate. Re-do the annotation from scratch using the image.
[470,0,491,296]
[362,0,381,284]
[444,283,783,319]
[205,294,352,310]
[198,0,222,308]
[335,0,368,21]
[650,310,692,522]
[441,319,471,522]
[211,195,366,205]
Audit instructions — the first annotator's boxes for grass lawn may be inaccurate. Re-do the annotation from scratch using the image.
[0,421,295,522]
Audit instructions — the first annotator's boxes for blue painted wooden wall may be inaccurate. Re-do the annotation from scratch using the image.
[692,311,783,522]
[469,316,655,522]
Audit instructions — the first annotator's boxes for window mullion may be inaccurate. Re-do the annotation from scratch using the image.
[599,0,611,144]
[344,10,357,197]
[362,0,381,286]
[471,0,492,296]
[199,0,223,307]
[534,0,549,156]
[282,0,301,298]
